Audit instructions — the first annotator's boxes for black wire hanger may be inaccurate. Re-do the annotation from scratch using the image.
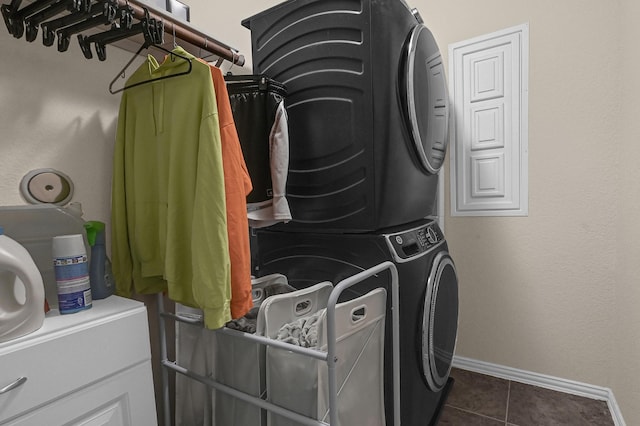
[103,10,193,94]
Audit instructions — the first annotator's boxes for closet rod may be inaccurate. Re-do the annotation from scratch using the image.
[116,0,244,66]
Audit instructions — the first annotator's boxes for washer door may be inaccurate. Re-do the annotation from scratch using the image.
[422,251,459,391]
[402,24,450,174]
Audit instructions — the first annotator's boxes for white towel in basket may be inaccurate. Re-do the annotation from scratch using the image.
[275,309,324,347]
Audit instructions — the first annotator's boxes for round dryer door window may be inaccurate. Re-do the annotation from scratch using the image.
[402,24,450,175]
[422,252,459,391]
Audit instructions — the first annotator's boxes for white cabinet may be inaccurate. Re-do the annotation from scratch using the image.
[0,297,157,426]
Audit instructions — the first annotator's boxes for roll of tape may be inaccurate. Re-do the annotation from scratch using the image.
[28,172,65,203]
[20,169,74,205]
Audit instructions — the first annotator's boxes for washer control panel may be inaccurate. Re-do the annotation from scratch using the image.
[385,221,444,262]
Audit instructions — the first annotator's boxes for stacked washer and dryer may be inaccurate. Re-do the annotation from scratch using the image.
[242,0,459,425]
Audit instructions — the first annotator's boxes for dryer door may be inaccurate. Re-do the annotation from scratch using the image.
[422,251,458,391]
[402,24,450,174]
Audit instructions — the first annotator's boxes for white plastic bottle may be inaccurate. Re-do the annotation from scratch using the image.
[0,226,46,343]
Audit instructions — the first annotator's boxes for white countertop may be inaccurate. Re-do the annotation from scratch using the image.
[0,295,147,354]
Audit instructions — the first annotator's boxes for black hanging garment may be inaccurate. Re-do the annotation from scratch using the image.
[225,75,291,228]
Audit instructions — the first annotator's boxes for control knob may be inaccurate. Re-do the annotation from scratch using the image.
[426,227,438,244]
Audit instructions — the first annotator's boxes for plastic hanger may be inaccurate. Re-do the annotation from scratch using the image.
[107,13,193,94]
[108,45,193,94]
[55,1,116,52]
[24,0,92,43]
[224,74,287,100]
[0,0,22,35]
[3,0,70,39]
[223,49,241,75]
[77,7,145,60]
[40,0,117,47]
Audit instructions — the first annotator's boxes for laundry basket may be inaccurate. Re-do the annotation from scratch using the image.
[264,287,387,426]
[166,262,399,426]
[212,273,297,426]
[175,274,295,426]
[174,303,211,426]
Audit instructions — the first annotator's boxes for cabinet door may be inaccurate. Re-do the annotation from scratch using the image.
[449,24,529,216]
[0,299,152,422]
[4,362,156,426]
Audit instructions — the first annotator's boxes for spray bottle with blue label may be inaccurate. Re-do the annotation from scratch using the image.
[84,221,114,300]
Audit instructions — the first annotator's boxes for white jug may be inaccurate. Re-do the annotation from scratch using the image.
[0,226,45,343]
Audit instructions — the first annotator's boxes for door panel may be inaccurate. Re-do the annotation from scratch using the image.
[403,24,450,174]
[450,24,529,216]
[421,252,458,391]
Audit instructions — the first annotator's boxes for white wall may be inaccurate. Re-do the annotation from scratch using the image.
[0,0,636,423]
[418,0,634,423]
[424,0,619,378]
[184,0,281,72]
[0,29,126,224]
[616,0,640,420]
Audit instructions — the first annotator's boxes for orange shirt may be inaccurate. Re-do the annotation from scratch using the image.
[204,61,254,319]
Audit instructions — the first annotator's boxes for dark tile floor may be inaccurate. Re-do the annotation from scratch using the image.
[438,368,614,426]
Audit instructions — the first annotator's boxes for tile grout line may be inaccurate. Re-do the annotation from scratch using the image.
[444,403,506,424]
[505,380,511,425]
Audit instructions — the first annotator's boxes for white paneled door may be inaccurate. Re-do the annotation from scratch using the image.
[449,24,529,216]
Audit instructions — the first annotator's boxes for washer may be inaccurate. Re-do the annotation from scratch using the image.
[243,0,449,232]
[255,218,459,425]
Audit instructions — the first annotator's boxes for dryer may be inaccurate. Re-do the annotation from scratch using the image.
[243,0,449,232]
[255,218,459,425]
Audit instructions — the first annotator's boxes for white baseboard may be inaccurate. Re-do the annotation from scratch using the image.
[452,356,626,426]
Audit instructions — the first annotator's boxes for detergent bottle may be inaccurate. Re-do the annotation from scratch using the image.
[84,221,114,300]
[0,226,45,343]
